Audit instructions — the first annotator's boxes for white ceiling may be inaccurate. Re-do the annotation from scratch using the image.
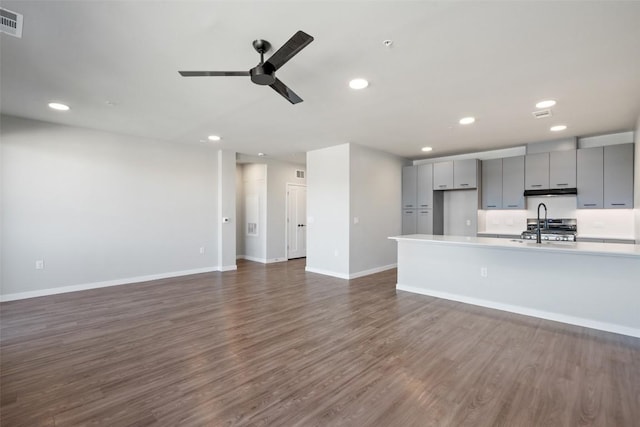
[2,1,640,162]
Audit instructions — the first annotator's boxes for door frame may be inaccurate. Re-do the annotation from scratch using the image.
[285,183,307,260]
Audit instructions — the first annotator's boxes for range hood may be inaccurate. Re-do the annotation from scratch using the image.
[523,187,577,197]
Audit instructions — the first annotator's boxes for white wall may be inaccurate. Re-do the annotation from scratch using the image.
[218,150,236,270]
[241,163,267,261]
[349,144,402,275]
[235,156,306,262]
[306,144,350,277]
[235,164,245,257]
[265,159,306,261]
[1,115,223,299]
[635,115,640,242]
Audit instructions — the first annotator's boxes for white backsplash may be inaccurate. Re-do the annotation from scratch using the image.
[479,195,635,239]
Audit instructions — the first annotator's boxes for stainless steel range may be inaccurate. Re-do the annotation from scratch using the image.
[521,218,577,242]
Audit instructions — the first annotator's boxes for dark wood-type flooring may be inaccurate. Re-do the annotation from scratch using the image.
[1,259,639,426]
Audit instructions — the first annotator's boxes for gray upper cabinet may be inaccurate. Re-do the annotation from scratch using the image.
[604,143,634,208]
[481,159,502,209]
[549,150,576,189]
[433,161,453,190]
[402,166,417,208]
[577,147,603,209]
[454,159,479,189]
[416,164,433,208]
[525,153,549,190]
[502,156,525,209]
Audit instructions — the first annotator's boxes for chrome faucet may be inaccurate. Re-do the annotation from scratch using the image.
[536,202,548,244]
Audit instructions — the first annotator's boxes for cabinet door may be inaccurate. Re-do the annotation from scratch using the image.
[481,159,502,209]
[402,209,417,234]
[604,143,634,208]
[550,150,577,188]
[417,210,433,234]
[454,159,478,189]
[433,161,453,190]
[502,156,525,209]
[525,153,549,190]
[416,164,433,208]
[402,166,417,208]
[577,147,603,209]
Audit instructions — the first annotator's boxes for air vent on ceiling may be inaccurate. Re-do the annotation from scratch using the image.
[0,8,23,38]
[532,109,552,119]
[296,170,305,179]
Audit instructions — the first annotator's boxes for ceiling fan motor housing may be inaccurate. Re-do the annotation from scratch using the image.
[250,63,276,85]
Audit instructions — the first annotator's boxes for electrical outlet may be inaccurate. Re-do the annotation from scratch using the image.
[480,267,488,278]
[334,250,339,257]
[199,247,205,254]
[466,219,471,226]
[35,260,44,270]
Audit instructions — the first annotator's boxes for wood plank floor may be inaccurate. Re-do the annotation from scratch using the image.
[1,259,639,426]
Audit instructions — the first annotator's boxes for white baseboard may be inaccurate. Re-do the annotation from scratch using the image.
[239,255,287,264]
[305,264,396,280]
[349,263,397,279]
[0,267,219,302]
[219,265,237,272]
[305,266,350,279]
[396,283,640,338]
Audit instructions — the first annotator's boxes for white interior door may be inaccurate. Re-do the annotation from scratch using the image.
[287,184,307,259]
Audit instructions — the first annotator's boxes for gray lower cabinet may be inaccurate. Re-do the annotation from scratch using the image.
[402,166,417,208]
[525,153,549,190]
[402,209,417,234]
[433,161,453,190]
[604,143,634,208]
[577,146,604,209]
[417,210,432,234]
[550,150,576,189]
[481,159,502,209]
[416,164,433,208]
[502,156,525,209]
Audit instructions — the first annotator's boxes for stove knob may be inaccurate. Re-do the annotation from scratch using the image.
[556,236,560,241]
[543,236,549,240]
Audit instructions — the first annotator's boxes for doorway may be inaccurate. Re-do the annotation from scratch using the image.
[286,183,307,259]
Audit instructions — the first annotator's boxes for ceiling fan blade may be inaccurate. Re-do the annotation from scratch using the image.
[269,78,303,104]
[265,30,314,71]
[179,71,250,77]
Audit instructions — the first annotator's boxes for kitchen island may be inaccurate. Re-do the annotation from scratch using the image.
[389,234,640,337]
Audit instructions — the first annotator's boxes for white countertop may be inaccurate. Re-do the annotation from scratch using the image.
[389,234,640,258]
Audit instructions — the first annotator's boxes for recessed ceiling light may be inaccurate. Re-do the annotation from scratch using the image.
[383,40,393,47]
[208,135,221,141]
[349,78,369,90]
[536,99,556,109]
[550,125,567,132]
[421,146,433,152]
[258,152,266,157]
[48,102,70,111]
[459,117,475,125]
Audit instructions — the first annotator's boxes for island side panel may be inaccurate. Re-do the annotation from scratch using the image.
[395,239,640,337]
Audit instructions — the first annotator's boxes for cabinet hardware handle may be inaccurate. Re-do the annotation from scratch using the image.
[531,184,542,187]
[508,205,518,207]
[487,205,496,208]
[556,183,569,186]
[459,183,469,186]
[584,203,597,206]
[611,203,626,206]
[405,204,413,207]
[420,204,429,207]
[438,185,446,188]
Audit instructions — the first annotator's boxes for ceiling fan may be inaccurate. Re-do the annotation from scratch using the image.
[179,30,314,104]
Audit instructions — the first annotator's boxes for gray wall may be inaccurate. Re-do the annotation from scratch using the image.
[1,115,224,297]
[306,144,350,276]
[235,164,245,257]
[349,144,402,274]
[217,150,236,270]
